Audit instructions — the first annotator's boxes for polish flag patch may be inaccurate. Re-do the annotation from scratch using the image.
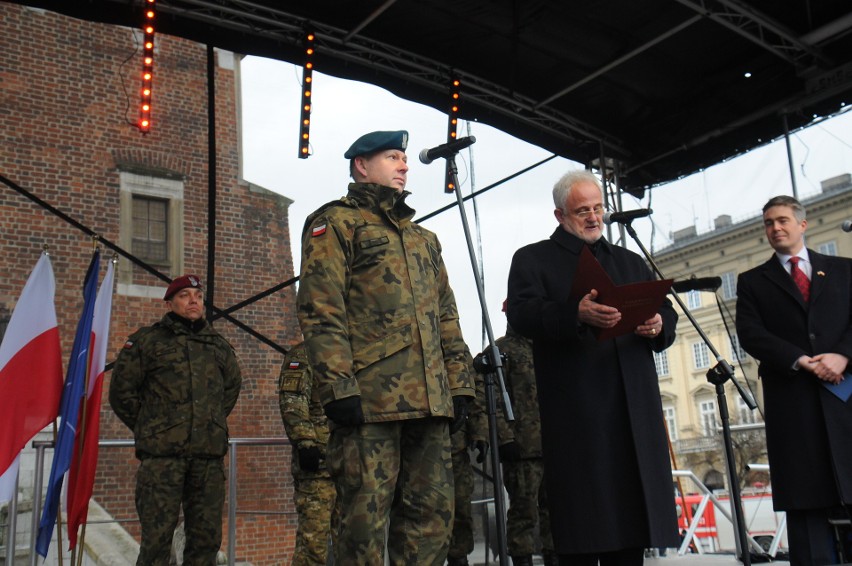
[288,361,301,369]
[312,224,327,237]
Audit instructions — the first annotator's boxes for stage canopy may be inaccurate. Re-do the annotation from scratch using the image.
[12,0,852,194]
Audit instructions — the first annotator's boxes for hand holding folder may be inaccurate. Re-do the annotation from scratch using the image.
[570,246,673,341]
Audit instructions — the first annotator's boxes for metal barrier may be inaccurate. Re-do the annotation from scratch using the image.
[4,438,785,564]
[673,469,786,557]
[3,437,292,565]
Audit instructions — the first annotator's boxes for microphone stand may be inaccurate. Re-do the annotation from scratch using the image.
[619,219,761,565]
[444,152,514,566]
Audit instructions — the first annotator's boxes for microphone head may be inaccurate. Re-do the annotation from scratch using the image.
[418,148,433,165]
[602,208,652,225]
[671,276,723,293]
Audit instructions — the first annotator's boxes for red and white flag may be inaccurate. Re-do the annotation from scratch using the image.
[0,253,63,504]
[66,258,115,548]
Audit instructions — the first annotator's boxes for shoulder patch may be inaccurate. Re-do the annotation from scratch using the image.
[123,340,134,349]
[311,224,327,237]
[279,375,302,393]
[302,198,351,238]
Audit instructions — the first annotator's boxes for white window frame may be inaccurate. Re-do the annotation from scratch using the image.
[118,171,185,298]
[687,289,702,309]
[721,271,737,300]
[817,241,838,256]
[736,396,756,424]
[654,350,670,376]
[699,399,718,436]
[663,405,678,441]
[692,342,710,369]
[729,334,747,361]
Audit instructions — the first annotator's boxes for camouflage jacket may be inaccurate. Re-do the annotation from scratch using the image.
[493,326,542,458]
[278,342,331,478]
[297,182,474,423]
[109,313,242,459]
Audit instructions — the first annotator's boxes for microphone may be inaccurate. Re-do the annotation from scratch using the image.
[602,208,652,225]
[671,276,723,293]
[419,136,476,164]
[842,220,852,233]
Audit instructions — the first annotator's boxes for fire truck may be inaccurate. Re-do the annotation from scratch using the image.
[675,490,788,555]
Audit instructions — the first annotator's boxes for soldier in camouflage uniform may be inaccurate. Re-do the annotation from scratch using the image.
[278,342,337,566]
[297,130,474,565]
[448,351,489,566]
[109,274,242,566]
[491,317,556,566]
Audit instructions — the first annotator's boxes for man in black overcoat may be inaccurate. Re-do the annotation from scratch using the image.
[736,195,852,565]
[507,170,679,565]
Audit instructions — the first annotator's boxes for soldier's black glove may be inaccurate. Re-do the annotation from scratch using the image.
[450,396,469,434]
[324,396,364,427]
[297,443,323,473]
[499,441,522,462]
[474,440,489,464]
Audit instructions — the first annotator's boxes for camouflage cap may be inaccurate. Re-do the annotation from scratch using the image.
[343,130,409,159]
[164,274,203,300]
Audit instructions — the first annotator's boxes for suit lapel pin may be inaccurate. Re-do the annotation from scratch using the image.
[817,271,825,277]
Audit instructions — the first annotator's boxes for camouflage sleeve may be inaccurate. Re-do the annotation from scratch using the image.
[278,344,318,445]
[467,361,489,443]
[433,235,474,398]
[297,212,361,406]
[108,332,146,431]
[221,342,242,417]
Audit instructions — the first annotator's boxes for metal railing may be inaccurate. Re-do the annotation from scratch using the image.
[5,437,784,564]
[673,469,786,558]
[3,437,292,566]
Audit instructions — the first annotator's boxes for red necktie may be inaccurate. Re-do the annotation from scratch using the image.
[789,257,810,302]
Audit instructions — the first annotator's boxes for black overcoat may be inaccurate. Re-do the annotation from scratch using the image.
[735,250,852,511]
[507,228,679,554]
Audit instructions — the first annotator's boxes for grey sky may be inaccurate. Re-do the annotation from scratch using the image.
[239,55,852,350]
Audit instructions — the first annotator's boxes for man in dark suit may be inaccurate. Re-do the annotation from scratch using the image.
[736,195,852,565]
[507,170,680,565]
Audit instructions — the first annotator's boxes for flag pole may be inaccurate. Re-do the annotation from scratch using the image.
[51,417,64,566]
[48,244,66,566]
[50,243,65,566]
[36,247,101,560]
[71,237,99,565]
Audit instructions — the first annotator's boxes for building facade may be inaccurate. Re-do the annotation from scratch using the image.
[652,174,852,493]
[1,4,301,564]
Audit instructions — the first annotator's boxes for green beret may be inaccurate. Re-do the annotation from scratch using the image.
[344,130,409,159]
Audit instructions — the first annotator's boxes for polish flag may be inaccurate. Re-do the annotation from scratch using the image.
[66,258,114,549]
[0,253,63,504]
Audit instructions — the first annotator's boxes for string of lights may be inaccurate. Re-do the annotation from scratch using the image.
[444,77,460,192]
[138,0,155,133]
[298,30,315,158]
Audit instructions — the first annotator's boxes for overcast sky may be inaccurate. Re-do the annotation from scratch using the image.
[239,55,852,351]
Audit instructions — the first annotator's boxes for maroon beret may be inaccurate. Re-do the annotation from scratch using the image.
[163,274,203,300]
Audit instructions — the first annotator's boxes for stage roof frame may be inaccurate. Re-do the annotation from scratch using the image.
[9,0,852,194]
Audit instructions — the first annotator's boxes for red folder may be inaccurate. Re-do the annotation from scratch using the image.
[570,246,673,341]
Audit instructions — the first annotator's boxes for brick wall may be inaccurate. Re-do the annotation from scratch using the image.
[0,4,300,564]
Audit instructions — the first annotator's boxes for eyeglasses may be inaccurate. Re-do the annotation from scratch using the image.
[572,205,605,218]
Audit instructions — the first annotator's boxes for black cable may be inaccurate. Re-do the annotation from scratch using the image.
[715,292,765,421]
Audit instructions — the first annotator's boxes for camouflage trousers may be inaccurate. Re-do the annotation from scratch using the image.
[327,418,454,565]
[135,457,225,566]
[502,458,553,556]
[448,444,475,560]
[291,474,337,566]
